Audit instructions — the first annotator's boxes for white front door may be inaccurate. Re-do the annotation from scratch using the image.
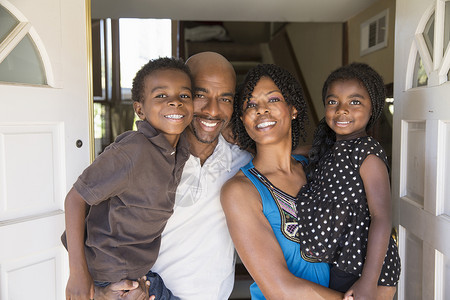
[0,0,91,299]
[393,0,450,299]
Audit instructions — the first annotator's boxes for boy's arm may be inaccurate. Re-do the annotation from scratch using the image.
[64,187,95,300]
[346,155,392,300]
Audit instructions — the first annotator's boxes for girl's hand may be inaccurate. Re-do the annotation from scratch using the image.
[65,269,94,300]
[343,277,377,300]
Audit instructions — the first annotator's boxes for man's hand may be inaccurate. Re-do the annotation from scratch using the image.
[95,277,154,300]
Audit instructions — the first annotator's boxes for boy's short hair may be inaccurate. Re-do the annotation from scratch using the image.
[131,57,193,103]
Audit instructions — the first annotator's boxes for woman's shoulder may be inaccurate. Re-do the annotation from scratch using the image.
[221,170,260,205]
[223,170,251,192]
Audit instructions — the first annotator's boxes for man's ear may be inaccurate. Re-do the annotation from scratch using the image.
[133,101,145,120]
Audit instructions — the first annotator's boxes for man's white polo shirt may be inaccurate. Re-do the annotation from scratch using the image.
[152,135,252,300]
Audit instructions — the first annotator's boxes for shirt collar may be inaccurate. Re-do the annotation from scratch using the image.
[203,134,233,172]
[136,120,190,158]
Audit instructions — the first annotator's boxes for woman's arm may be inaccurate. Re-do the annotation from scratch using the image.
[221,174,343,300]
[346,155,392,299]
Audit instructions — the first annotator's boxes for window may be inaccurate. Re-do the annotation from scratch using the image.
[413,53,428,88]
[92,18,172,155]
[119,19,172,100]
[360,9,389,56]
[423,13,435,60]
[408,1,450,88]
[0,4,47,85]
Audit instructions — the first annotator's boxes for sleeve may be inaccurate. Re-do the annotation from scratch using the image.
[354,137,389,172]
[73,143,132,205]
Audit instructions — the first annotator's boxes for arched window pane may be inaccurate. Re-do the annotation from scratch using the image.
[444,2,450,54]
[413,52,428,87]
[0,33,46,85]
[424,13,435,59]
[0,5,19,42]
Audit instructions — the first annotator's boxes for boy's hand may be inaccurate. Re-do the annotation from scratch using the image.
[65,270,94,300]
[95,276,154,300]
[343,276,376,300]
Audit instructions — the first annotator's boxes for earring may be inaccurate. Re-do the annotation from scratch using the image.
[292,116,296,120]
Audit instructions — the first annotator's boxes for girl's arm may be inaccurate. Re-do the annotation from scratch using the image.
[221,175,343,300]
[345,154,392,300]
[64,187,95,300]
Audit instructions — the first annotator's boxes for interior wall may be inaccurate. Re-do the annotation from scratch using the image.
[347,0,396,83]
[286,23,343,119]
[222,22,271,43]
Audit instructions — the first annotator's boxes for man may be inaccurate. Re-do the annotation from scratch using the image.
[96,52,252,299]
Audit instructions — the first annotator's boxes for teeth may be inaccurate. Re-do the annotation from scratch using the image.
[166,114,183,119]
[200,120,219,127]
[336,121,350,125]
[257,121,276,128]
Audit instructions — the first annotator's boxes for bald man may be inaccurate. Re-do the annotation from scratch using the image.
[150,52,252,299]
[95,52,252,300]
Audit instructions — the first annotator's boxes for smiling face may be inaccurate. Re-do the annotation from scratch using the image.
[241,77,297,147]
[324,79,372,141]
[133,69,193,147]
[187,60,235,144]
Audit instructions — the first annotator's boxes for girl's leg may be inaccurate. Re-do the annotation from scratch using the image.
[376,286,396,300]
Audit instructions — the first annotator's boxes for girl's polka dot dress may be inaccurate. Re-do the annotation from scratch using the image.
[297,136,400,286]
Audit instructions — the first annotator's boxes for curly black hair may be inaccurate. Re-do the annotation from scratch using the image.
[231,64,308,153]
[131,57,193,103]
[306,62,386,176]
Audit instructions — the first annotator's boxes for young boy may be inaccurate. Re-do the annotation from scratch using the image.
[62,57,193,299]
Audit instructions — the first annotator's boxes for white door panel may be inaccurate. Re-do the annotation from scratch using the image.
[394,0,450,299]
[0,0,90,299]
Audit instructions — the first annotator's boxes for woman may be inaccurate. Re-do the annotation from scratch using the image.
[221,64,343,300]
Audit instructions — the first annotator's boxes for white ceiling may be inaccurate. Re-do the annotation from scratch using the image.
[91,0,379,22]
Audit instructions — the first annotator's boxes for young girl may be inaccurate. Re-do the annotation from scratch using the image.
[297,63,400,300]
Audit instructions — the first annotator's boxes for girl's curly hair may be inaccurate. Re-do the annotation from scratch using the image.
[131,57,193,103]
[306,62,386,177]
[231,64,308,153]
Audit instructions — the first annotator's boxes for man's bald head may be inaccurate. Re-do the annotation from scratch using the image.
[186,52,236,84]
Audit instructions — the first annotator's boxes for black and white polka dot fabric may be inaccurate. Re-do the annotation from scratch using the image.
[297,136,400,286]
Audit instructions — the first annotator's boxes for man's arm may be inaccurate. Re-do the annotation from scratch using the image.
[95,277,154,300]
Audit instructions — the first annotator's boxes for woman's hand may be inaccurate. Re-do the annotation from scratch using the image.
[343,276,377,300]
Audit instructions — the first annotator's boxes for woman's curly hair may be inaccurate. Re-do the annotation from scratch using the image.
[306,62,386,177]
[231,64,308,153]
[131,57,193,103]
